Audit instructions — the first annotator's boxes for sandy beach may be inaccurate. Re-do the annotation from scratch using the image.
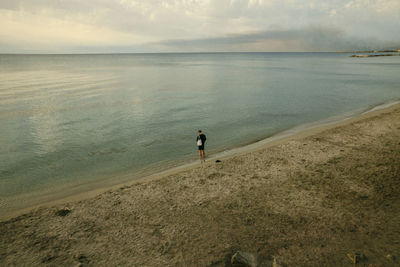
[1,103,400,266]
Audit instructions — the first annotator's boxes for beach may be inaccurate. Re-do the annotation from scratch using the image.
[1,103,400,266]
[2,53,400,216]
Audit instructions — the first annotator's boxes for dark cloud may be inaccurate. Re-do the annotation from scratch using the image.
[152,26,400,52]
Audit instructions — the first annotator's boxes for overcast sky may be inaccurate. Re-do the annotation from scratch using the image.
[1,0,399,53]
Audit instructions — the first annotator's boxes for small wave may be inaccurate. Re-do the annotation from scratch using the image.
[88,147,127,157]
[141,140,158,147]
[259,112,300,118]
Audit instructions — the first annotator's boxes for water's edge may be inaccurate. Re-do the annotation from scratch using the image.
[2,99,399,221]
[167,99,400,170]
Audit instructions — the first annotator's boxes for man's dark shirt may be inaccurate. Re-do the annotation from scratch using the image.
[197,133,206,144]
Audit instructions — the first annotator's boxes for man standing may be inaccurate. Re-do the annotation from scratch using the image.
[196,130,207,162]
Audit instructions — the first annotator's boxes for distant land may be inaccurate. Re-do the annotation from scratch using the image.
[350,54,400,58]
[339,49,400,58]
[338,49,400,57]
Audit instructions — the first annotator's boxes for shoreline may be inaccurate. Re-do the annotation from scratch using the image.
[350,54,400,58]
[1,99,400,221]
[1,100,400,266]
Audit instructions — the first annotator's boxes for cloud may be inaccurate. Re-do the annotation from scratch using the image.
[0,0,399,53]
[0,7,154,53]
[152,26,400,52]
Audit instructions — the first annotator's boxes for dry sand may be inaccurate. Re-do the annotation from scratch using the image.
[1,104,400,266]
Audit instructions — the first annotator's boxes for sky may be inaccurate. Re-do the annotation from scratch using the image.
[0,0,399,53]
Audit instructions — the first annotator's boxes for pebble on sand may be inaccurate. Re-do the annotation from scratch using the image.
[347,253,366,264]
[55,208,71,217]
[231,251,257,267]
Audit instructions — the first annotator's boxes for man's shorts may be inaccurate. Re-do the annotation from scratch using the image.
[198,144,205,150]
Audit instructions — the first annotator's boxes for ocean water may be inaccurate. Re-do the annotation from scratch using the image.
[1,53,400,215]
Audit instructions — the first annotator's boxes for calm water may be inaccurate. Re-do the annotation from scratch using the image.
[1,53,400,215]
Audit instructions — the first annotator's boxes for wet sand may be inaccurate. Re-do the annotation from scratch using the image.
[1,103,400,266]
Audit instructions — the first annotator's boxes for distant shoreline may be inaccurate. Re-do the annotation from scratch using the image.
[350,54,400,58]
[338,48,400,58]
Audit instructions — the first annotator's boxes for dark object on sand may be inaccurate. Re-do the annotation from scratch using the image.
[347,253,366,264]
[231,251,257,267]
[216,160,221,163]
[55,208,71,217]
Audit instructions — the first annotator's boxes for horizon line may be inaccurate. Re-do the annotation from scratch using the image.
[0,51,360,55]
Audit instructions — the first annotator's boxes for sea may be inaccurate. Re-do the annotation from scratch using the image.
[1,52,400,216]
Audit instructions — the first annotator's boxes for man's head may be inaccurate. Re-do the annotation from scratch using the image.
[198,130,202,134]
